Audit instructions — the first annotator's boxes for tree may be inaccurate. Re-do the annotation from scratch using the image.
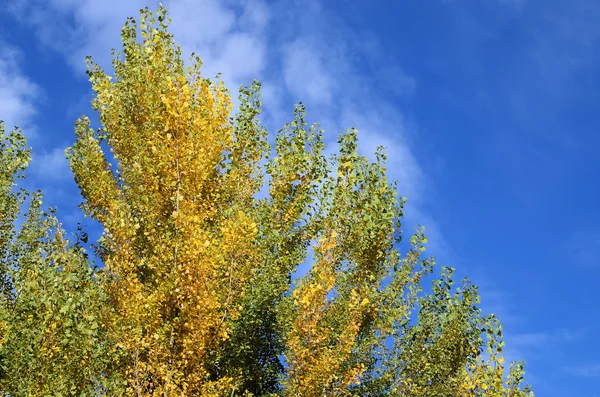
[58,5,533,396]
[0,124,110,395]
[67,7,266,395]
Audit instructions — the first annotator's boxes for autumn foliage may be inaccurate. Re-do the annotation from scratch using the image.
[0,6,533,397]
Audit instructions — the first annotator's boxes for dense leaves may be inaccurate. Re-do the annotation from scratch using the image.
[0,6,533,397]
[0,124,111,395]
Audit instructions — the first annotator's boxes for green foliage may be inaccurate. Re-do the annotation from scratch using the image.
[0,6,533,397]
[0,124,112,396]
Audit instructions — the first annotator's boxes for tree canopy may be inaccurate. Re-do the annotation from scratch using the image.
[0,6,533,397]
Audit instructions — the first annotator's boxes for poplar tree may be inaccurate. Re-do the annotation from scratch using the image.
[63,6,533,396]
[0,124,109,395]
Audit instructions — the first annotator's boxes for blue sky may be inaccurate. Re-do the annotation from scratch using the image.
[1,0,598,395]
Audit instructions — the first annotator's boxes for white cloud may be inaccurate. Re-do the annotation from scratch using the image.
[282,39,336,106]
[167,0,270,99]
[0,44,41,135]
[338,102,423,200]
[10,0,150,71]
[167,0,236,47]
[208,32,266,84]
[30,147,71,181]
[10,0,270,100]
[238,0,269,32]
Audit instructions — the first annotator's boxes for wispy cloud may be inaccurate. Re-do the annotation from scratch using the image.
[8,0,441,249]
[0,43,41,135]
[440,0,600,150]
[282,39,336,107]
[492,0,527,10]
[564,364,600,378]
[167,0,270,91]
[527,1,600,103]
[510,328,584,349]
[9,0,270,102]
[567,231,600,268]
[30,146,71,181]
[9,0,149,71]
